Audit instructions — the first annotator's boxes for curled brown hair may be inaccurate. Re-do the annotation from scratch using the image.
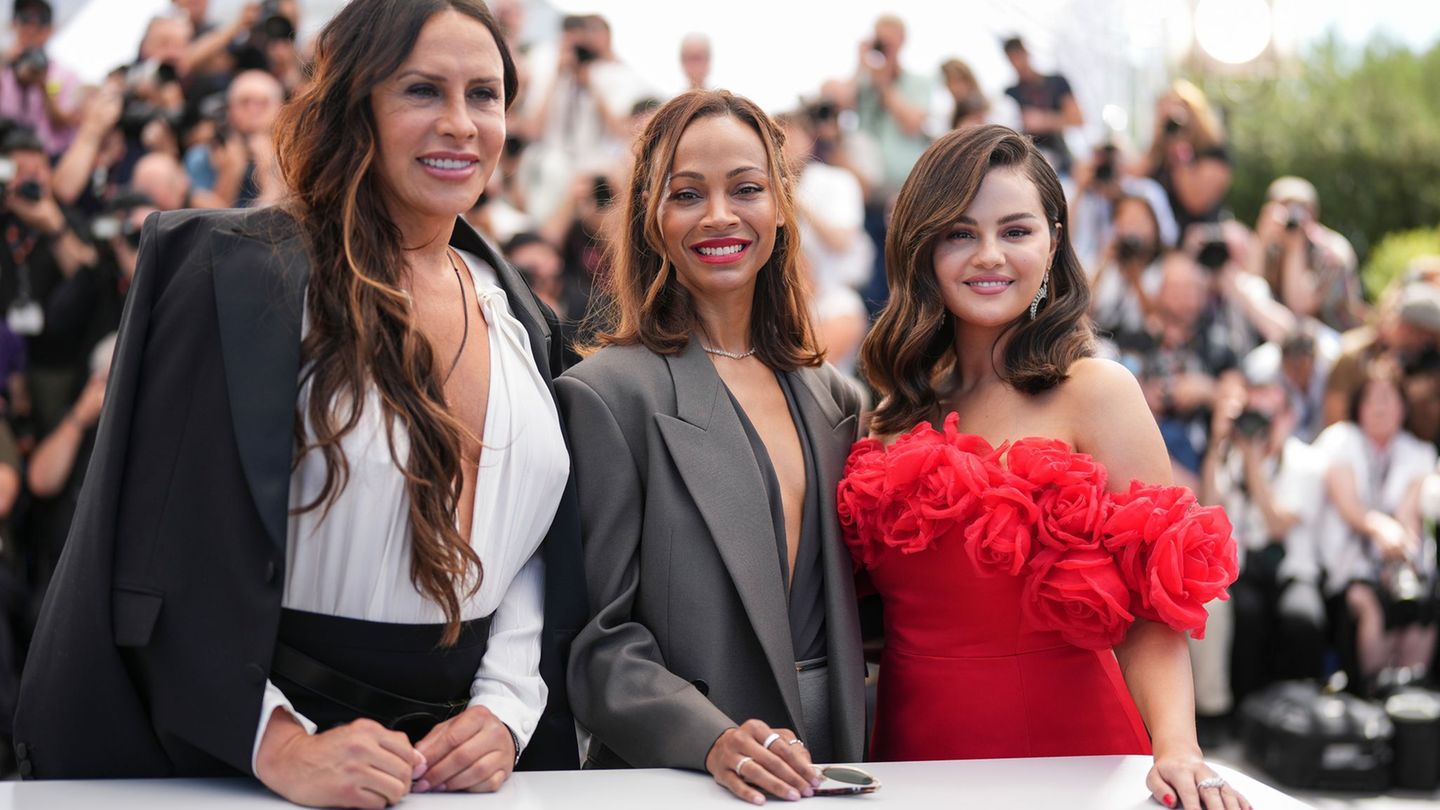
[273,0,516,644]
[863,124,1095,436]
[587,90,822,370]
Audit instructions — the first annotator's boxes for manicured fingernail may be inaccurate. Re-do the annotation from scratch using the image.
[802,786,814,798]
[412,762,427,779]
[786,789,800,801]
[436,784,448,793]
[413,780,430,793]
[810,775,822,787]
[1163,795,1175,807]
[750,795,765,806]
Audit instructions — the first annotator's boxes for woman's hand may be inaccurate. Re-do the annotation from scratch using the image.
[412,705,516,794]
[255,712,424,809]
[1147,748,1252,810]
[704,719,820,804]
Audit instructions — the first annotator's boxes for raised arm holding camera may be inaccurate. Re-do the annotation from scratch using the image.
[0,1,81,159]
[1249,176,1365,333]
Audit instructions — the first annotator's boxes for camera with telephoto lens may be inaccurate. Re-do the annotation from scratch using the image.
[1380,559,1431,627]
[1232,409,1271,440]
[1284,202,1307,232]
[591,175,613,209]
[1163,116,1183,135]
[1193,224,1230,271]
[255,0,296,42]
[1093,144,1119,183]
[1115,235,1151,265]
[574,44,597,65]
[90,190,153,247]
[12,48,48,83]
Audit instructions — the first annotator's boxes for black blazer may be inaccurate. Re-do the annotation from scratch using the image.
[13,207,586,778]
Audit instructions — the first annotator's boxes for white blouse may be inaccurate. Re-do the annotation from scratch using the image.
[250,249,570,769]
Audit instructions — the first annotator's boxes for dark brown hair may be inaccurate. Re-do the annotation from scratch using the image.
[863,124,1095,436]
[586,90,822,370]
[273,0,516,644]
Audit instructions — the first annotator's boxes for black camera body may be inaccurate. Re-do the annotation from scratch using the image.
[13,48,48,82]
[1284,202,1308,232]
[574,45,598,65]
[1115,235,1152,264]
[1232,409,1272,440]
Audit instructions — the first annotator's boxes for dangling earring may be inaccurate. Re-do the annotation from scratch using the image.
[1029,269,1050,321]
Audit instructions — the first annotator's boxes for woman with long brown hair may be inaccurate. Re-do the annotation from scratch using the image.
[15,1,584,806]
[839,125,1246,810]
[558,90,867,803]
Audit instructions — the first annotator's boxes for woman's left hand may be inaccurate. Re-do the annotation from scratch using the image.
[1146,749,1252,810]
[413,705,516,794]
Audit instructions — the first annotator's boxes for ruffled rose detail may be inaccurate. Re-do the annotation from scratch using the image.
[1022,548,1134,650]
[838,416,1239,647]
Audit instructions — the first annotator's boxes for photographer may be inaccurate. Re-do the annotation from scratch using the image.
[1071,140,1177,268]
[0,1,80,158]
[182,69,283,207]
[1001,36,1082,178]
[1250,176,1365,332]
[778,109,873,375]
[1198,346,1328,709]
[0,126,104,435]
[1088,194,1165,349]
[518,13,648,221]
[1128,251,1243,488]
[1315,364,1438,691]
[1145,80,1231,243]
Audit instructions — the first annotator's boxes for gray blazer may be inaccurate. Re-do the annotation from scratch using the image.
[556,338,867,771]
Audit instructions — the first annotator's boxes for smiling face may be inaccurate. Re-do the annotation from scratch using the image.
[933,167,1057,329]
[658,114,782,305]
[370,9,506,242]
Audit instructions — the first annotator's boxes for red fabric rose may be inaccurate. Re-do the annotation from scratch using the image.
[1006,438,1107,492]
[1100,481,1198,593]
[1035,482,1111,553]
[962,467,1041,577]
[838,439,890,570]
[1022,547,1135,650]
[1135,505,1238,639]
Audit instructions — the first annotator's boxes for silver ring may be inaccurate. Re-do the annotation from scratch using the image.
[787,738,806,747]
[734,755,754,777]
[761,733,781,750]
[1197,776,1227,790]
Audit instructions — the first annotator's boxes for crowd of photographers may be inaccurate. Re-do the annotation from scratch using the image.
[0,0,1436,767]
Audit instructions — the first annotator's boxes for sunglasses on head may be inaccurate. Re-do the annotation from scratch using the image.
[812,765,881,796]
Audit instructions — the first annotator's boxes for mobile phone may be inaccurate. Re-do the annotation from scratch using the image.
[812,765,881,796]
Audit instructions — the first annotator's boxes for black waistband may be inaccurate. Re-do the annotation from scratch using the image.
[271,608,493,741]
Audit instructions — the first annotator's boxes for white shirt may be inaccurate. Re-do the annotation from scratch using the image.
[250,250,570,769]
[1217,436,1325,583]
[1313,422,1437,594]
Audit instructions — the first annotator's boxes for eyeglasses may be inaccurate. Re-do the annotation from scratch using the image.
[813,765,881,796]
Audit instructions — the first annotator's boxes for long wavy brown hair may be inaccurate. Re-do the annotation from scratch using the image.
[586,90,822,370]
[273,0,517,644]
[863,125,1095,437]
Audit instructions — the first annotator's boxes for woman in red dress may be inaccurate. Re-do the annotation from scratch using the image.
[840,125,1246,810]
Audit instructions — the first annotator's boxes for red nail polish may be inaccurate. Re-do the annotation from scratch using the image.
[1163,795,1175,808]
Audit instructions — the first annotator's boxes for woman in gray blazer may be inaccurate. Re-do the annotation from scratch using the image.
[556,90,867,803]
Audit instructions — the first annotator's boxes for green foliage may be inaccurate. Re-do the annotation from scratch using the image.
[1360,226,1440,300]
[1197,36,1440,295]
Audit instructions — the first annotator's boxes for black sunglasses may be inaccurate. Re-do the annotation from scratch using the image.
[813,765,881,796]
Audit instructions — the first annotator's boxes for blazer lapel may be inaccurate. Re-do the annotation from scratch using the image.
[448,217,554,381]
[788,366,865,761]
[654,339,804,729]
[211,211,310,552]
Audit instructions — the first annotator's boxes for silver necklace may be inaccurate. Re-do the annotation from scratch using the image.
[701,344,756,360]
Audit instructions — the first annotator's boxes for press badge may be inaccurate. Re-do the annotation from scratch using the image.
[8,299,44,336]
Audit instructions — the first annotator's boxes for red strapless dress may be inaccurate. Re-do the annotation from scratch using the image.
[838,414,1238,762]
